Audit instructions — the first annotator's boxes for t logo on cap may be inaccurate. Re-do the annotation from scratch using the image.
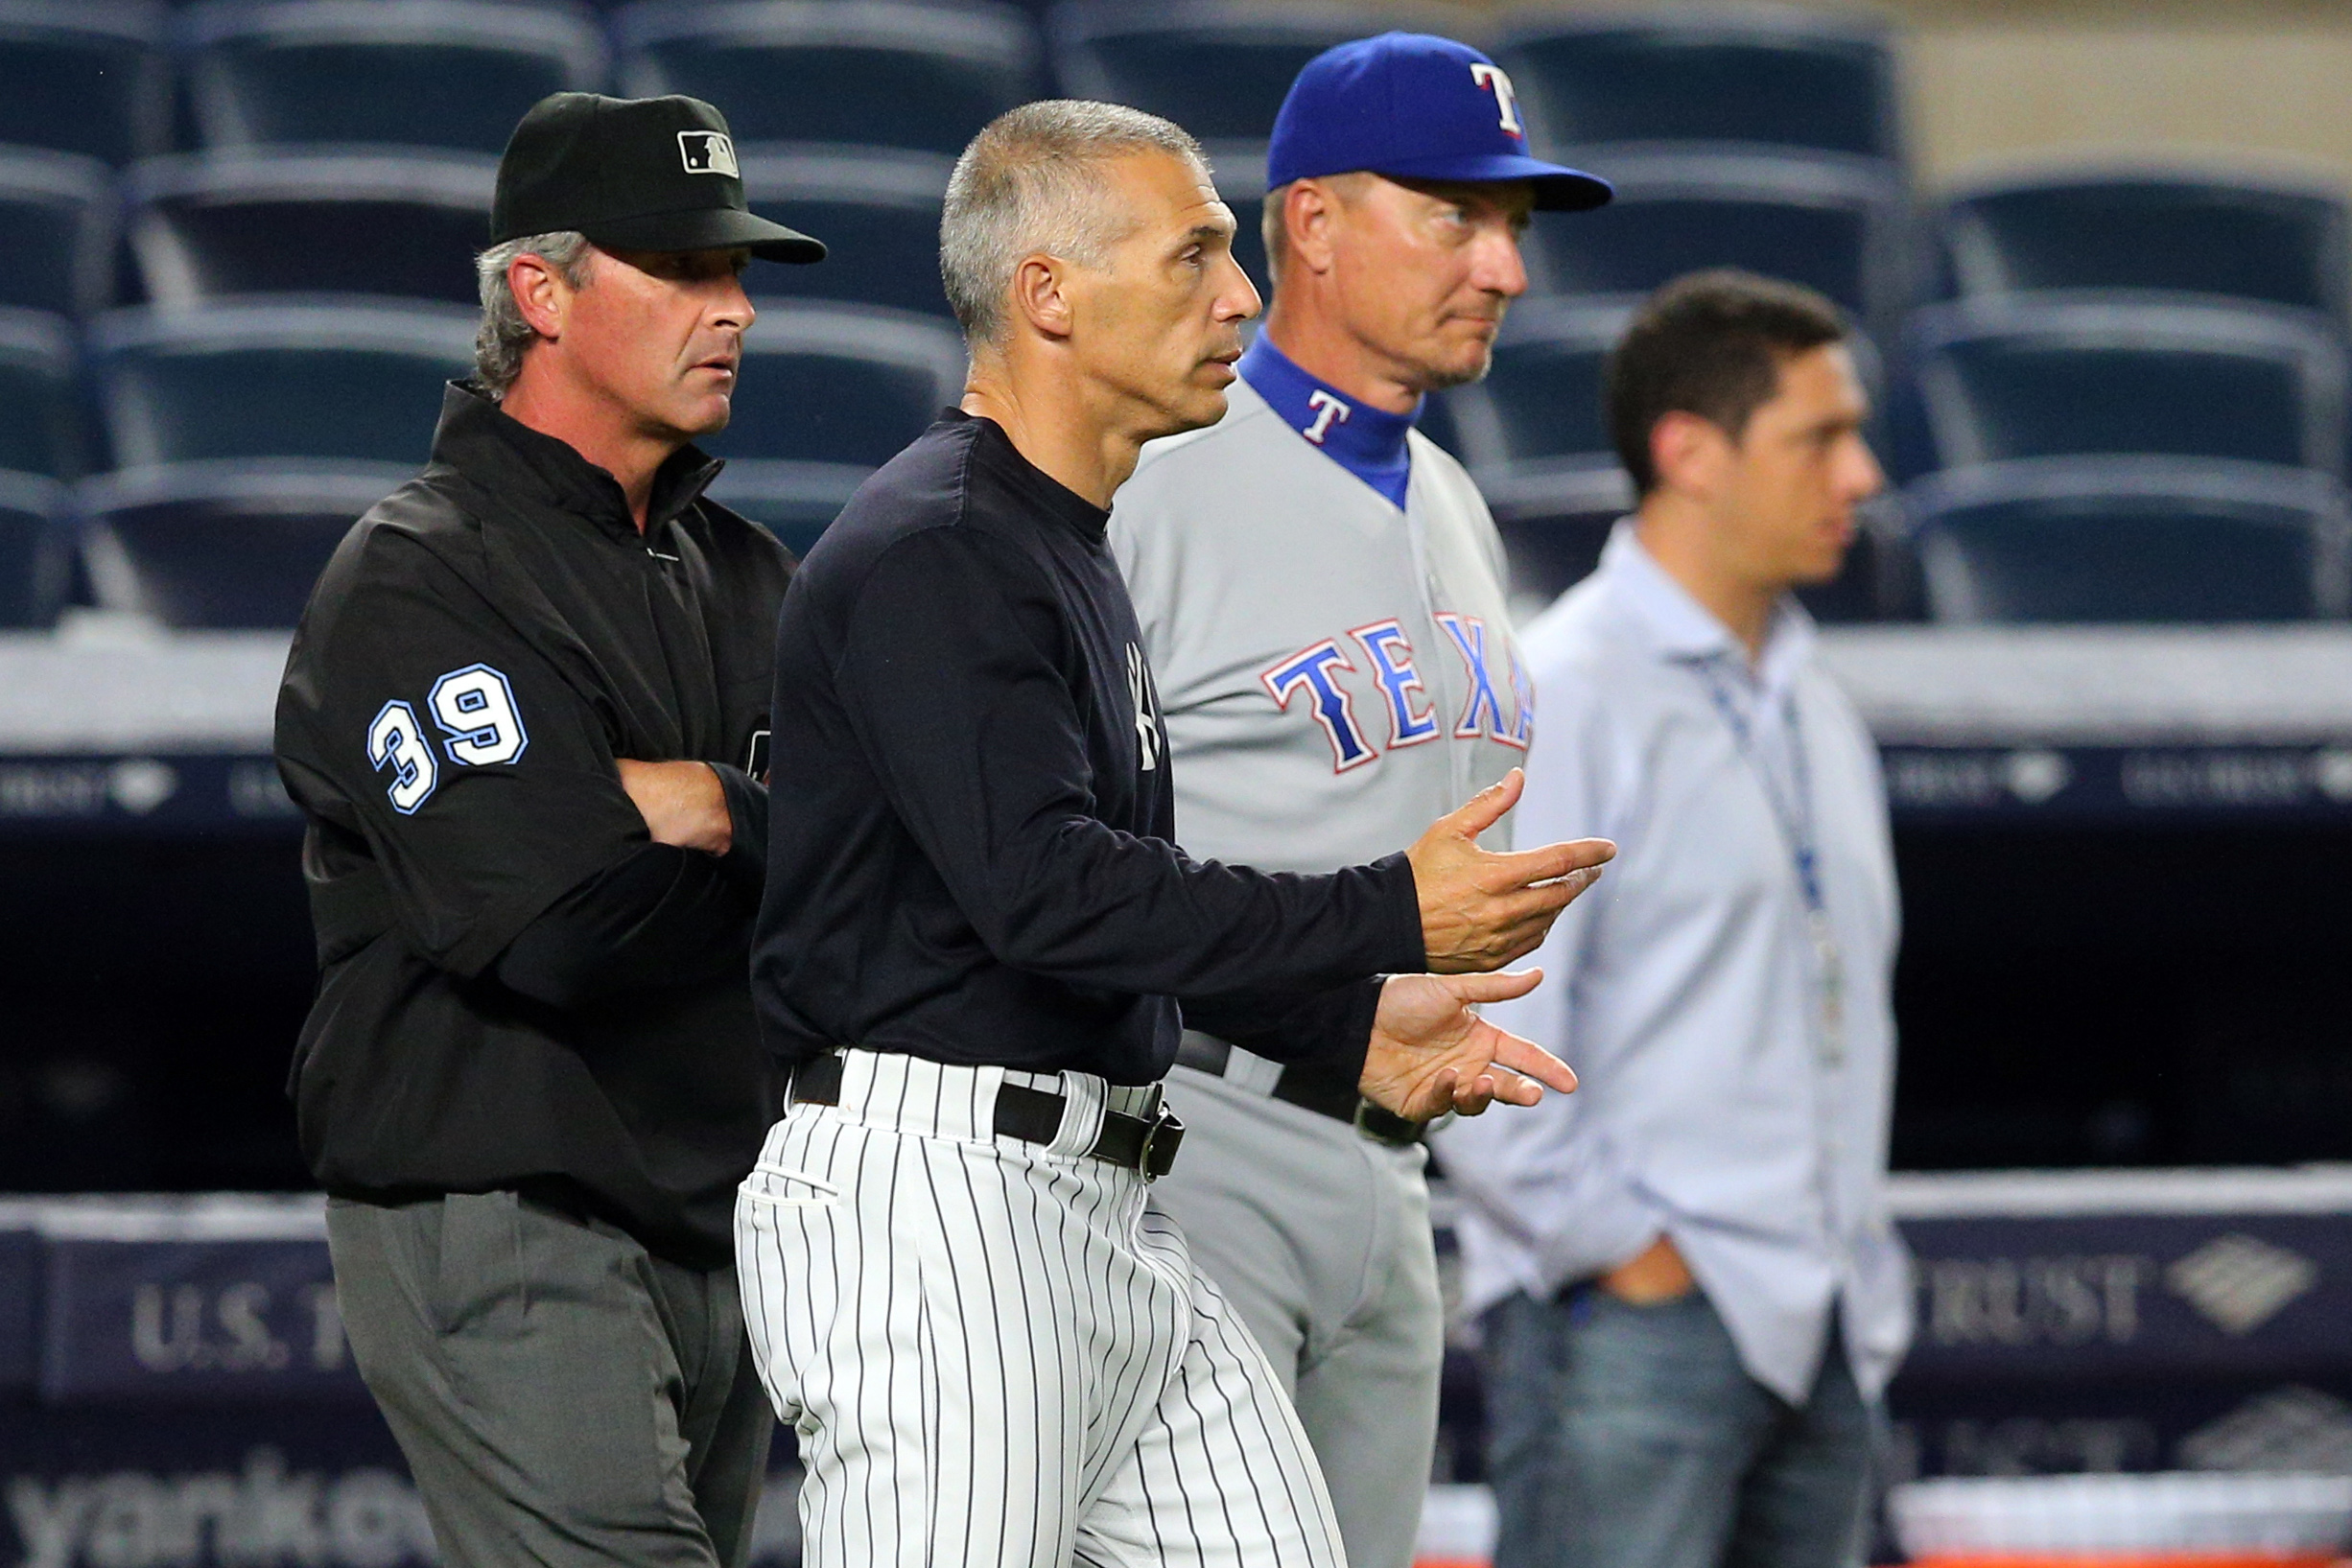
[678,129,739,177]
[1469,62,1524,138]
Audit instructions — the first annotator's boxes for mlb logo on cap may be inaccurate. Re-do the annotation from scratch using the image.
[678,129,739,177]
[1268,33,1611,212]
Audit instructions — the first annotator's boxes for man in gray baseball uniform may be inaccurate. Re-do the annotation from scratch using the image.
[1108,35,1610,1568]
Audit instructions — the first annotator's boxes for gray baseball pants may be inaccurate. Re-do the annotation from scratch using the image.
[327,1190,774,1568]
[1154,1065,1446,1568]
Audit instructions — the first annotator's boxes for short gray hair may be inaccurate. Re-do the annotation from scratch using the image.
[941,100,1210,347]
[474,230,594,398]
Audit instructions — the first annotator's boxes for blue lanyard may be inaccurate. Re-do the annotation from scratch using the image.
[1689,658,1825,915]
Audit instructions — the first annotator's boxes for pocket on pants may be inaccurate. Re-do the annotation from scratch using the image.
[740,1161,841,1211]
[429,1190,529,1340]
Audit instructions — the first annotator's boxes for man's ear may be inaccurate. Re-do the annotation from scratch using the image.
[1007,253,1076,342]
[507,250,576,340]
[1650,410,1732,502]
[1283,179,1342,277]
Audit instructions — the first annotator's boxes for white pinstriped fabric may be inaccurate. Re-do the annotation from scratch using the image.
[735,1050,1349,1568]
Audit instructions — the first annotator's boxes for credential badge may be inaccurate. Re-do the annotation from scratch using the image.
[678,129,740,177]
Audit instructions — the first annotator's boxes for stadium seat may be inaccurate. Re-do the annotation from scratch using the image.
[1439,298,1630,470]
[1909,297,2347,475]
[90,299,476,469]
[1526,149,1910,332]
[716,303,966,470]
[1493,11,1899,161]
[1905,457,2351,623]
[181,0,607,156]
[78,460,403,628]
[124,150,496,306]
[1938,171,2351,325]
[705,459,867,557]
[1475,461,1633,614]
[0,148,115,317]
[0,1,170,165]
[0,311,82,479]
[0,469,70,627]
[615,1,1041,158]
[1048,1,1389,146]
[741,149,953,318]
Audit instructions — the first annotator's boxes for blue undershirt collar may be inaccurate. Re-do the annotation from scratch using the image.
[1237,336,1418,509]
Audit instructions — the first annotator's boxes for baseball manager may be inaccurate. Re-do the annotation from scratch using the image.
[275,93,819,1566]
[1110,35,1610,1566]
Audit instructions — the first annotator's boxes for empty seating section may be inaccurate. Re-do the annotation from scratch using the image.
[1910,299,2346,474]
[182,1,607,156]
[0,470,68,627]
[741,150,953,317]
[0,150,115,317]
[124,150,495,306]
[1939,172,2350,324]
[0,312,80,479]
[80,461,404,628]
[1050,3,1385,144]
[1529,149,1909,333]
[90,300,476,468]
[1494,12,1898,160]
[0,3,170,166]
[716,303,966,470]
[617,2,1040,157]
[0,3,2345,625]
[1908,460,2351,623]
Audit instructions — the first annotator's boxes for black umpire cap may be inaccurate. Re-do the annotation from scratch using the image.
[492,92,826,264]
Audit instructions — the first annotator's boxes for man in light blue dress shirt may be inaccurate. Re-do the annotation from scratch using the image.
[1436,271,1914,1568]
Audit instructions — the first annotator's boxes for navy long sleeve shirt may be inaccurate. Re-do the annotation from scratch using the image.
[753,412,1425,1085]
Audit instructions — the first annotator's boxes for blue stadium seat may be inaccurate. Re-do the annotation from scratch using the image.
[1909,298,2346,475]
[90,299,475,469]
[1493,11,1899,161]
[705,459,867,557]
[1438,298,1630,469]
[181,0,607,156]
[0,1,170,165]
[1474,462,1633,614]
[0,469,70,627]
[1906,457,2350,623]
[0,311,82,479]
[78,460,402,628]
[1049,1,1384,145]
[124,150,496,306]
[741,149,953,318]
[1527,149,1909,331]
[0,148,114,316]
[717,303,966,469]
[616,1,1041,157]
[1938,171,2351,325]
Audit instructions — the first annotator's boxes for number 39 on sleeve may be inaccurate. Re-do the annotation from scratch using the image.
[367,665,529,812]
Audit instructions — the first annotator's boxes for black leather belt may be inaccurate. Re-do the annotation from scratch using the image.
[790,1053,1187,1181]
[1174,1037,1423,1148]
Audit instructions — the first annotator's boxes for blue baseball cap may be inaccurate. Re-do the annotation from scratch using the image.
[1267,33,1611,212]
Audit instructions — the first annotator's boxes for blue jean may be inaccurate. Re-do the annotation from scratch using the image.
[1480,1287,1875,1568]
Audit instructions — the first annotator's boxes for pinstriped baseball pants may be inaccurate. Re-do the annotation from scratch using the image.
[734,1050,1349,1568]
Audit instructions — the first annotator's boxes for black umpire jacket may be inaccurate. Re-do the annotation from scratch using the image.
[275,382,791,1268]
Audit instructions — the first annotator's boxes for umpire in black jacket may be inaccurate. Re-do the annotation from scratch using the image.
[274,93,823,1567]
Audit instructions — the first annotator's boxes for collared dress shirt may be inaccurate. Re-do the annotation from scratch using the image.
[1435,524,1914,1402]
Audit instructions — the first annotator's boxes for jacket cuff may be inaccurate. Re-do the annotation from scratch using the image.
[1370,851,1426,973]
[709,762,767,890]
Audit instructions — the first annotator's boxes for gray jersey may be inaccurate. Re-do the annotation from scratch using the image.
[1111,376,1529,875]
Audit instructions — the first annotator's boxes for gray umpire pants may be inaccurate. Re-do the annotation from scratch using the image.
[327,1191,774,1568]
[1155,1065,1446,1568]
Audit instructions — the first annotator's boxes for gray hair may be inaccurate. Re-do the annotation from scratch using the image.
[473,230,595,398]
[941,100,1210,348]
